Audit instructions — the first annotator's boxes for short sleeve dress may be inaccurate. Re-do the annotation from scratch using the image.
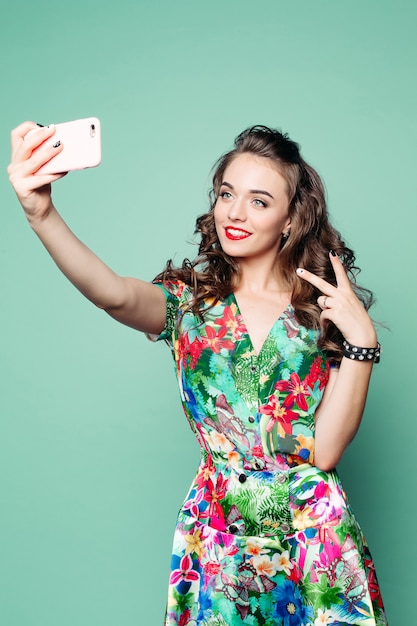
[151,279,387,626]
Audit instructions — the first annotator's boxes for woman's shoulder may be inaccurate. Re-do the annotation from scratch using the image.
[153,277,193,302]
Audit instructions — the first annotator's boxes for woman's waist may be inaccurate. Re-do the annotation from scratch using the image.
[181,455,348,537]
[198,451,312,478]
[188,455,344,505]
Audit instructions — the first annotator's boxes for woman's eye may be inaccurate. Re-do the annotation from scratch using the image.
[253,198,267,208]
[220,191,232,199]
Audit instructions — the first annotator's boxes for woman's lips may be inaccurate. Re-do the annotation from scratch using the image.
[225,227,252,240]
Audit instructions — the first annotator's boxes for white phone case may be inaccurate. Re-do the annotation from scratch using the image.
[34,117,101,174]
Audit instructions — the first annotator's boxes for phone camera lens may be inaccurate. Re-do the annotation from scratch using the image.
[90,124,96,137]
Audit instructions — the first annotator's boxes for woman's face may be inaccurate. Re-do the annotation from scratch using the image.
[214,153,291,263]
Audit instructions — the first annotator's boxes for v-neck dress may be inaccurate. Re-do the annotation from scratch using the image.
[151,279,387,626]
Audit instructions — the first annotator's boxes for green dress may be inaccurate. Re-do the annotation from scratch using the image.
[152,279,387,626]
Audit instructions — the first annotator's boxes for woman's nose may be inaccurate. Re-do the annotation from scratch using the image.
[228,198,246,221]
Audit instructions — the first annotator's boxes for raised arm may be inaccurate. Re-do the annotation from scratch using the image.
[7,122,166,334]
[296,252,378,471]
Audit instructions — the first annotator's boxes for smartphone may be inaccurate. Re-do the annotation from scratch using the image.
[31,117,101,175]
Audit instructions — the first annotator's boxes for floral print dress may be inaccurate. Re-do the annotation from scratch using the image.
[151,279,387,626]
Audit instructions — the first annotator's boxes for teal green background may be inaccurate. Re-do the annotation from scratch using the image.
[1,0,415,623]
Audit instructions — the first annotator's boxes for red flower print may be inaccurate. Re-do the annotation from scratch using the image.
[169,554,200,586]
[259,395,298,434]
[288,562,303,584]
[216,305,246,340]
[202,560,221,590]
[275,372,310,411]
[178,609,192,626]
[200,325,235,354]
[178,333,204,369]
[251,444,264,458]
[364,556,385,606]
[196,456,216,489]
[204,473,228,521]
[304,356,330,391]
[204,561,221,578]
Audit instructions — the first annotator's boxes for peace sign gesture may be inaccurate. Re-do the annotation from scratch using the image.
[296,251,377,348]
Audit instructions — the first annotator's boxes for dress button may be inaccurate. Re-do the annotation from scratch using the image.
[280,522,291,533]
[250,365,257,373]
[228,524,238,534]
[248,416,255,423]
[276,473,287,484]
[238,473,247,483]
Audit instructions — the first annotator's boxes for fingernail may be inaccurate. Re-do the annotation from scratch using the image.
[52,140,61,148]
[330,249,337,257]
[296,267,304,275]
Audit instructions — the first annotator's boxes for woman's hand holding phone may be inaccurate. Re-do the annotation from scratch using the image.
[8,122,66,223]
[8,117,101,223]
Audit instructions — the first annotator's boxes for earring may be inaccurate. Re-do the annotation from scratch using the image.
[279,230,290,251]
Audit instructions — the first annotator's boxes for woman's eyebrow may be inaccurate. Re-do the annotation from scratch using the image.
[250,188,274,199]
[220,181,274,199]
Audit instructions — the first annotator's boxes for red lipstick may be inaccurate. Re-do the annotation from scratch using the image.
[225,227,251,241]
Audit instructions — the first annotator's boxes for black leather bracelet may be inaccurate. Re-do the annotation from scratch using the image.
[342,340,381,364]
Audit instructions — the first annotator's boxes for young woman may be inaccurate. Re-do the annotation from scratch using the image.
[8,123,387,625]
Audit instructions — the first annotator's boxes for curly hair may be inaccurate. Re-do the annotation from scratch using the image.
[155,125,374,359]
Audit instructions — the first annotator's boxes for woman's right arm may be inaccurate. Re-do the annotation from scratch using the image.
[7,122,167,334]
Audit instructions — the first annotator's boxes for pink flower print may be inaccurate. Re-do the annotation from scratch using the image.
[314,480,331,500]
[183,487,204,519]
[259,395,298,435]
[169,554,200,586]
[311,482,345,525]
[317,540,343,573]
[275,372,310,411]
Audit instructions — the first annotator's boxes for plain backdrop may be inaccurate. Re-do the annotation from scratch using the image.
[1,0,415,623]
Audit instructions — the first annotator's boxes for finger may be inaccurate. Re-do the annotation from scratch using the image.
[34,171,68,185]
[12,124,56,161]
[329,250,351,288]
[15,138,63,178]
[319,308,334,327]
[10,121,39,148]
[317,295,332,309]
[8,144,66,194]
[296,267,336,296]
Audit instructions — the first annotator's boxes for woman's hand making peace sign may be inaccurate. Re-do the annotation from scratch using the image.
[296,250,377,349]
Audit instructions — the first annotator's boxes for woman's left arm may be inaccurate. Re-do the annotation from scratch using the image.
[296,251,378,471]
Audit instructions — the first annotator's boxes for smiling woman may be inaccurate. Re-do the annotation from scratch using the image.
[214,153,292,267]
[8,123,387,625]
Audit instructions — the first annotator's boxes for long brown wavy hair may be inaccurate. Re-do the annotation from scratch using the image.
[155,125,374,359]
